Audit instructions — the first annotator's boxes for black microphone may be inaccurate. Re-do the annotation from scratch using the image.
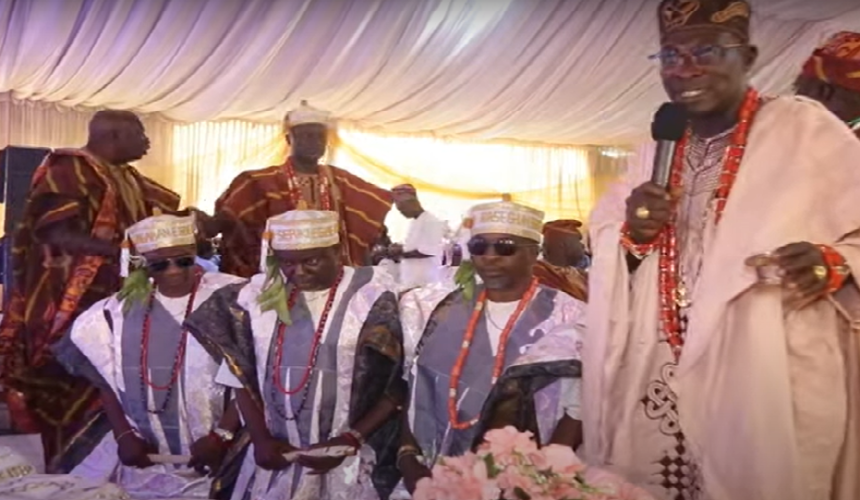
[650,103,688,187]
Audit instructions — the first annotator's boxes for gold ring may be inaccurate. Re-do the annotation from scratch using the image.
[812,265,828,281]
[635,206,650,219]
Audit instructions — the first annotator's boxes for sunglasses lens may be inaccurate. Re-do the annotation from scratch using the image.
[176,256,196,268]
[148,256,196,273]
[494,241,518,257]
[148,261,170,273]
[467,239,489,256]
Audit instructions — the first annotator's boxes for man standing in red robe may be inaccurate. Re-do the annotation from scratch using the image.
[213,101,392,277]
[0,110,180,469]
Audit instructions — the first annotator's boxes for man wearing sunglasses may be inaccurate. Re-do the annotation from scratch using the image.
[51,213,246,499]
[795,31,860,138]
[397,198,586,495]
[584,1,860,499]
[186,209,404,500]
[533,219,588,301]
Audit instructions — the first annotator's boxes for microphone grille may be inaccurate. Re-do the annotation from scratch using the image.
[651,103,688,141]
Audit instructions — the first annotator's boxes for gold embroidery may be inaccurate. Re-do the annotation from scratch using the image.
[662,0,700,30]
[343,205,379,227]
[335,173,389,207]
[0,464,34,480]
[832,40,860,60]
[711,1,749,23]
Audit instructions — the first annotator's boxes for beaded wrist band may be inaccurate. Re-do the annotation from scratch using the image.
[818,245,851,293]
[341,429,365,450]
[620,223,659,259]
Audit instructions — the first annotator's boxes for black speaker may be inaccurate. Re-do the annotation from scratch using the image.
[0,146,51,303]
[1,147,51,233]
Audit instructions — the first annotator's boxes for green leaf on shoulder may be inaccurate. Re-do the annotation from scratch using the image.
[118,268,152,314]
[454,260,477,301]
[258,255,292,325]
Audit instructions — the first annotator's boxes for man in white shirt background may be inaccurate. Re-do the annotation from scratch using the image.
[195,238,220,273]
[388,184,447,291]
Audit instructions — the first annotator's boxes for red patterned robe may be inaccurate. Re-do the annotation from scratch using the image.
[216,160,392,277]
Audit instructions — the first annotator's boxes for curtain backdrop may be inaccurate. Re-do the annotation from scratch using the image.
[2,0,858,237]
[332,130,622,239]
[2,95,626,241]
[2,0,859,146]
[171,120,286,211]
[171,122,624,241]
[0,93,175,186]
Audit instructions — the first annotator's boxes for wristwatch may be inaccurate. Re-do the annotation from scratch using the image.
[212,428,235,443]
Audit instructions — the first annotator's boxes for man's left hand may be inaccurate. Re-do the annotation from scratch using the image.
[188,433,228,475]
[186,207,221,238]
[774,242,829,309]
[297,435,355,475]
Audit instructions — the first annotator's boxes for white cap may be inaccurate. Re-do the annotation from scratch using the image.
[127,214,196,254]
[284,100,333,129]
[465,197,544,242]
[264,210,340,252]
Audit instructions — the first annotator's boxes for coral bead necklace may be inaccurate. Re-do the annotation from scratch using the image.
[448,278,539,430]
[659,88,762,361]
[282,159,334,211]
[139,269,203,414]
[270,270,343,421]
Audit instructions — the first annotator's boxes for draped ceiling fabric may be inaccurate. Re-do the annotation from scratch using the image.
[2,0,860,147]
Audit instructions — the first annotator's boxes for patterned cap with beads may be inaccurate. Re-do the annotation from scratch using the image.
[800,31,860,94]
[658,0,751,42]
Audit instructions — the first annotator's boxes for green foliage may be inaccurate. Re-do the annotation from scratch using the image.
[118,268,152,313]
[454,260,477,300]
[258,254,293,325]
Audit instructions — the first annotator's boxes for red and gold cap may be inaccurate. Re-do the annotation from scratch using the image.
[800,31,860,94]
[658,0,751,42]
[542,220,583,240]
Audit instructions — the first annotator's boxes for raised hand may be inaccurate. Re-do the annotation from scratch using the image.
[624,182,674,243]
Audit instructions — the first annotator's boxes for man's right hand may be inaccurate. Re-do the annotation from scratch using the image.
[253,437,296,471]
[624,182,674,244]
[117,432,155,469]
[400,454,432,494]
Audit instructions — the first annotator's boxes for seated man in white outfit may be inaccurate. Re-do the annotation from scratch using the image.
[396,197,586,494]
[185,209,406,500]
[53,213,245,499]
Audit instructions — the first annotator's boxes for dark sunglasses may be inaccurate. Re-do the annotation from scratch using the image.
[467,237,536,257]
[147,256,196,273]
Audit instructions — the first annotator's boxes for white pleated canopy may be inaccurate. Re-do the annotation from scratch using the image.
[2,0,858,145]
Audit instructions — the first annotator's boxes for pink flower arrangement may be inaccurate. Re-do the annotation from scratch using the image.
[413,426,655,500]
